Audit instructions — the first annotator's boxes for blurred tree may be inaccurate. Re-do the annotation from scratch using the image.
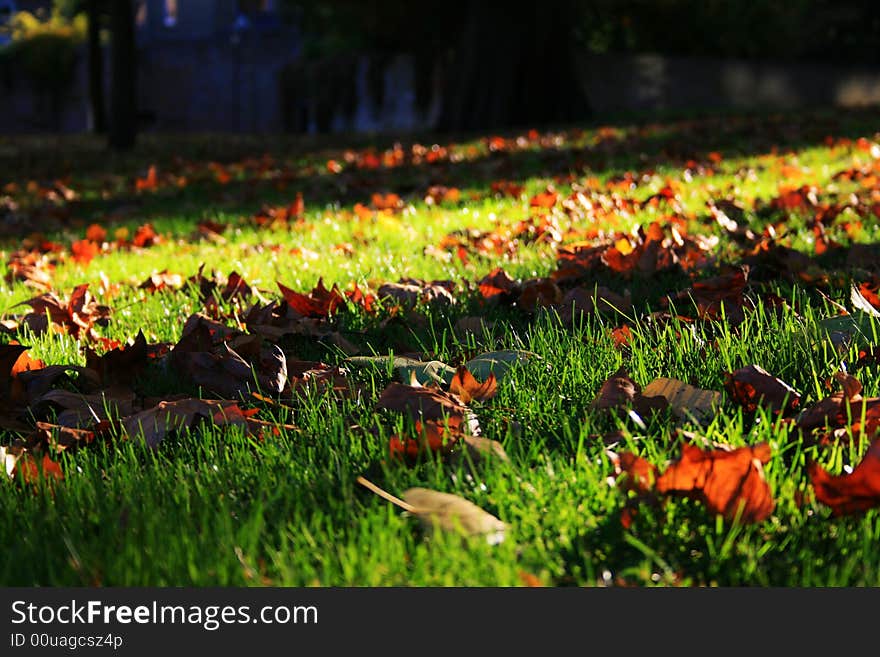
[282,0,880,132]
[283,0,592,132]
[436,0,591,131]
[84,0,105,133]
[107,0,135,150]
[50,0,114,138]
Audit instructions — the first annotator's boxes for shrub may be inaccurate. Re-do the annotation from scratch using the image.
[0,9,86,91]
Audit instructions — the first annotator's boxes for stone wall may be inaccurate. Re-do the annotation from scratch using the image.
[577,52,880,115]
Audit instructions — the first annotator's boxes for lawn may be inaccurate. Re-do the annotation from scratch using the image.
[2,108,880,586]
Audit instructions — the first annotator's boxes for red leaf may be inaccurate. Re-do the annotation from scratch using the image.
[388,419,461,463]
[15,453,64,484]
[70,239,99,266]
[478,267,518,301]
[132,223,160,248]
[277,279,345,318]
[376,382,468,422]
[724,365,801,414]
[809,440,880,516]
[656,443,774,523]
[448,366,497,404]
[85,224,107,242]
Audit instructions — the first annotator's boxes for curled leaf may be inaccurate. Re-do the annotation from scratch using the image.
[724,365,801,414]
[809,440,880,516]
[449,366,497,404]
[656,442,774,523]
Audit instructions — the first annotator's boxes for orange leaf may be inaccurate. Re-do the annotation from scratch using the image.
[449,366,497,404]
[478,267,518,300]
[85,223,107,242]
[135,165,158,191]
[656,443,774,523]
[70,239,99,266]
[529,190,558,208]
[15,453,64,484]
[809,440,880,516]
[277,279,345,318]
[615,451,657,494]
[723,365,801,415]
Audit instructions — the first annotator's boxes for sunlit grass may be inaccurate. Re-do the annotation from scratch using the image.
[1,109,880,586]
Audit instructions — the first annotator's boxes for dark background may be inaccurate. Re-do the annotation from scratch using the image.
[1,1,879,149]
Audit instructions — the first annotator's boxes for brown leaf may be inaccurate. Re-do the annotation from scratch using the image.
[402,488,507,544]
[0,344,29,399]
[809,439,880,516]
[18,284,109,339]
[177,343,287,399]
[14,452,64,485]
[122,398,262,448]
[278,278,345,318]
[557,286,631,324]
[85,330,148,386]
[679,266,748,324]
[794,373,880,441]
[518,278,562,312]
[376,382,468,422]
[461,434,510,464]
[378,279,456,308]
[613,451,657,494]
[13,365,101,406]
[357,476,507,544]
[656,442,774,523]
[641,378,721,422]
[449,366,497,404]
[723,365,801,414]
[591,367,669,417]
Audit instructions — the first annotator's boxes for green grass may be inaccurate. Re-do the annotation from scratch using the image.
[2,107,880,586]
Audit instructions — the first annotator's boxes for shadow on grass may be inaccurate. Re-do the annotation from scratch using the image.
[2,106,879,243]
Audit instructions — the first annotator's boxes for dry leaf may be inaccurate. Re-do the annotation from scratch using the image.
[656,442,774,523]
[809,439,880,515]
[642,377,721,422]
[357,477,507,544]
[723,365,801,414]
[402,488,507,544]
[448,366,497,404]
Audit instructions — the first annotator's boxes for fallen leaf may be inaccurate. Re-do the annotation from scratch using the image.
[723,365,801,415]
[465,350,535,383]
[809,439,880,515]
[376,382,468,422]
[656,442,774,523]
[449,366,497,404]
[591,367,669,417]
[278,279,345,319]
[357,476,507,544]
[403,487,508,544]
[641,378,721,422]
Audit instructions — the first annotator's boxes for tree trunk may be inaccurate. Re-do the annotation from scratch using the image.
[437,0,591,132]
[86,0,106,134]
[108,0,136,151]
